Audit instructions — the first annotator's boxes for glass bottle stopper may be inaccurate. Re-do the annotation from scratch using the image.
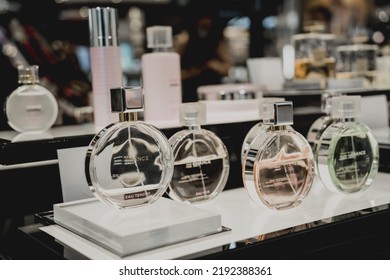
[18,65,39,84]
[331,95,361,119]
[321,91,342,114]
[146,26,173,49]
[179,102,206,127]
[110,86,143,121]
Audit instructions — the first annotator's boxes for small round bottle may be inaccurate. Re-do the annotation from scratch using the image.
[241,97,286,162]
[306,91,341,151]
[167,102,230,204]
[316,95,379,194]
[5,65,58,132]
[85,86,174,209]
[243,101,315,210]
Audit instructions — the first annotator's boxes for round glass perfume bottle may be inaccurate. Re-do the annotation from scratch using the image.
[241,97,287,162]
[5,65,58,132]
[243,101,315,210]
[85,86,174,209]
[316,95,379,194]
[306,91,342,151]
[167,102,230,204]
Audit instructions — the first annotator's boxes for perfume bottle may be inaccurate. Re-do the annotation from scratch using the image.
[167,102,230,203]
[316,95,379,194]
[141,26,182,123]
[85,86,174,209]
[88,7,123,130]
[243,101,315,210]
[306,91,342,151]
[241,97,287,161]
[5,65,58,132]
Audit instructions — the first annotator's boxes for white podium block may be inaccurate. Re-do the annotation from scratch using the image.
[53,197,222,257]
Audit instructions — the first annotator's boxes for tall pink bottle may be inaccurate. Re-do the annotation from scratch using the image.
[141,26,182,125]
[88,7,122,130]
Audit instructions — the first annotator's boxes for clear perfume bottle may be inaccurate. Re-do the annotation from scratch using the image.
[241,97,286,162]
[5,65,58,132]
[85,86,174,209]
[243,101,315,210]
[316,95,379,194]
[306,91,342,151]
[167,102,230,203]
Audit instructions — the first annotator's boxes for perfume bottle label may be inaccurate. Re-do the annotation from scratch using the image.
[123,189,158,200]
[332,135,373,188]
[25,104,42,112]
[171,157,224,199]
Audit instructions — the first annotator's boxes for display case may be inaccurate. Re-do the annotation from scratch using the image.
[1,87,390,260]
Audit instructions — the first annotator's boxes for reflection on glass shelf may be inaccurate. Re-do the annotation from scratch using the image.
[32,172,390,260]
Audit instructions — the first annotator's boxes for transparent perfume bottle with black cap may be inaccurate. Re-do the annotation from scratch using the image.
[5,65,58,132]
[85,86,174,209]
[243,101,315,210]
[167,102,230,204]
[316,95,379,194]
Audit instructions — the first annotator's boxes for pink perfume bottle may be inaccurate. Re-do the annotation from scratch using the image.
[141,26,182,123]
[88,7,123,130]
[243,101,315,210]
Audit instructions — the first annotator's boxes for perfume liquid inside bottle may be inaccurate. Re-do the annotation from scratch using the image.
[168,102,230,203]
[85,87,174,209]
[243,101,314,210]
[5,65,58,132]
[316,95,379,194]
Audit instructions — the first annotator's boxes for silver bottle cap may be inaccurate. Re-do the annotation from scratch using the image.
[180,102,206,127]
[331,95,361,119]
[264,101,294,126]
[18,65,39,84]
[146,26,173,49]
[110,87,143,113]
[88,7,119,47]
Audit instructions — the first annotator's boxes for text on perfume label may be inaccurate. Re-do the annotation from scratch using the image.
[113,155,149,165]
[186,160,211,168]
[124,191,151,200]
[338,150,366,161]
[25,105,42,112]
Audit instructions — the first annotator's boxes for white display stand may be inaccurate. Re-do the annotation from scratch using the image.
[53,197,223,257]
[43,172,390,260]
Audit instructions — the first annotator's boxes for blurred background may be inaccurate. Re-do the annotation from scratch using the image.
[1,0,389,130]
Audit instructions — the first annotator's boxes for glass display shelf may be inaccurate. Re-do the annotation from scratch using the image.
[5,172,390,260]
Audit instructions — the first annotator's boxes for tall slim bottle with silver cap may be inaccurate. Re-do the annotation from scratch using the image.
[85,86,174,209]
[243,101,315,210]
[88,7,123,130]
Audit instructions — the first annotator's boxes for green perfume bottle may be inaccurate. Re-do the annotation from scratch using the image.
[316,95,379,194]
